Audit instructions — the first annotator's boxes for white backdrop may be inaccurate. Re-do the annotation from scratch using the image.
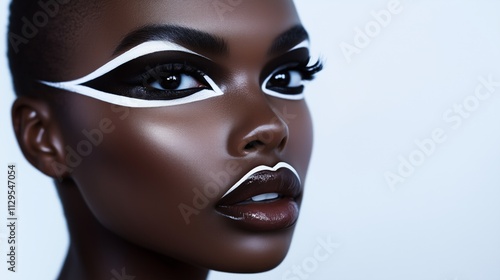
[1,1,500,279]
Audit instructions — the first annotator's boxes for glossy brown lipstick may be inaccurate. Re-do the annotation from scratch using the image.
[216,162,302,231]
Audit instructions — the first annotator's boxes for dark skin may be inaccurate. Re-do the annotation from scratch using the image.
[11,1,314,279]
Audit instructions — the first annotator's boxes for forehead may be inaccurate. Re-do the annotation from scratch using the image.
[67,0,301,78]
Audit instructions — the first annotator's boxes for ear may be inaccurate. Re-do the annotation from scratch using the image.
[11,96,70,179]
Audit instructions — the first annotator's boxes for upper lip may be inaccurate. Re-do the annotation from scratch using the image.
[216,162,302,206]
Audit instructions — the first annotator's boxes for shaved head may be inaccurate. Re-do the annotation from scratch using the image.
[8,0,102,96]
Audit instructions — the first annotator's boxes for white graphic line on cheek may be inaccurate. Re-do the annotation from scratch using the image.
[39,40,224,107]
[49,86,223,108]
[202,75,223,95]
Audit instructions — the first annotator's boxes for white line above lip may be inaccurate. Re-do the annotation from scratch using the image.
[220,162,300,199]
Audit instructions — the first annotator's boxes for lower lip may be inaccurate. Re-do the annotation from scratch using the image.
[216,198,299,231]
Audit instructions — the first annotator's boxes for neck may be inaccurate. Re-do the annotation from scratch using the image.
[55,178,209,280]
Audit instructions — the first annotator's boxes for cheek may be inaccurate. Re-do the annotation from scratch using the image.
[68,105,226,234]
[59,97,314,269]
[63,100,256,263]
[276,99,314,179]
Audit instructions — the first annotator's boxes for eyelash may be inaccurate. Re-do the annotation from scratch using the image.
[292,59,323,81]
[262,58,324,98]
[131,63,211,100]
[297,59,324,81]
[128,58,324,101]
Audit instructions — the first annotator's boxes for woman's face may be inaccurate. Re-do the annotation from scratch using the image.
[50,0,315,272]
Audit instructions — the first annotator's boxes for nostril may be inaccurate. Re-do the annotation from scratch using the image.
[244,140,264,151]
[277,137,287,151]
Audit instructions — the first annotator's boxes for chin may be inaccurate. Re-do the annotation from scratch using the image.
[198,226,297,273]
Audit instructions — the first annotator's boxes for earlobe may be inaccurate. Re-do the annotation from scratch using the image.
[11,97,68,178]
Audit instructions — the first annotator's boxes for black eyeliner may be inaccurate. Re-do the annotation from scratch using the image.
[83,51,221,101]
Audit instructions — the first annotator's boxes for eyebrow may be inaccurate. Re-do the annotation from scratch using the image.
[114,24,309,58]
[114,24,229,56]
[268,25,309,55]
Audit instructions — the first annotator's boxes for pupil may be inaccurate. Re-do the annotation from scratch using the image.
[159,74,181,89]
[272,71,290,87]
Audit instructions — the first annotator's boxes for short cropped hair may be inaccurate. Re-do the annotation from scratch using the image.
[7,0,101,96]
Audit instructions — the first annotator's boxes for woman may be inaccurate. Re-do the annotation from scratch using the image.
[8,0,322,279]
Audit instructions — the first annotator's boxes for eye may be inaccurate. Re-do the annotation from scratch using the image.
[40,41,225,107]
[261,59,323,100]
[78,61,223,106]
[267,70,303,90]
[262,67,305,99]
[147,72,206,91]
[138,63,215,100]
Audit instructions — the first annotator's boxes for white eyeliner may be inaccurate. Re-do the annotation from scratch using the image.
[40,40,223,108]
[261,39,310,100]
[289,40,309,52]
[40,39,310,107]
[220,162,301,199]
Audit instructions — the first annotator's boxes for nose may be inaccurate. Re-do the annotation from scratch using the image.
[238,119,289,155]
[228,94,289,157]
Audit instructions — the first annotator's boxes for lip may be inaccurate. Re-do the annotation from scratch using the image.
[216,162,302,231]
